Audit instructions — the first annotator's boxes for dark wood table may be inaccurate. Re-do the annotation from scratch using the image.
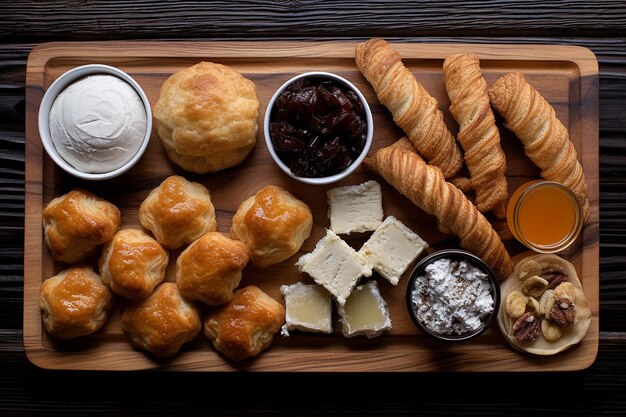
[2,1,625,415]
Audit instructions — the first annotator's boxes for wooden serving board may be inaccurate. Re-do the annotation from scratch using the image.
[24,41,599,372]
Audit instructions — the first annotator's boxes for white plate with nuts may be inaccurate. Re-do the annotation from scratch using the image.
[497,253,591,356]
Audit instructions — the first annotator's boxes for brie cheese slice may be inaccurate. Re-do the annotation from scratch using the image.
[327,180,383,235]
[280,282,332,336]
[337,280,391,338]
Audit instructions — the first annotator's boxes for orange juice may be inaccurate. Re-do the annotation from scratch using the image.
[507,180,582,253]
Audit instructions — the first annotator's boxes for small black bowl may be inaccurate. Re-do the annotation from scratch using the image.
[405,249,501,342]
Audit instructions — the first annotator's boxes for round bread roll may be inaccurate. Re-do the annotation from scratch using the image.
[497,253,591,355]
[230,185,313,268]
[99,229,169,300]
[43,189,121,264]
[39,265,112,339]
[122,282,201,358]
[176,232,249,305]
[154,61,259,173]
[204,285,285,361]
[139,175,217,249]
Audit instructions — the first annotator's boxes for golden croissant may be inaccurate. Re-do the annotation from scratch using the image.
[364,138,513,280]
[488,72,589,220]
[355,38,463,179]
[443,54,508,218]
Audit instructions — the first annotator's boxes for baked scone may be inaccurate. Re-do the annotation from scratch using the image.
[203,285,285,361]
[99,229,169,300]
[139,175,217,249]
[39,265,112,339]
[154,61,259,173]
[121,282,202,358]
[230,185,313,268]
[176,232,249,305]
[43,189,121,263]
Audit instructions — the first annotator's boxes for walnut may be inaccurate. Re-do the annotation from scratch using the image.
[505,290,527,318]
[541,319,563,342]
[540,264,568,290]
[513,312,540,342]
[521,275,549,298]
[547,297,576,327]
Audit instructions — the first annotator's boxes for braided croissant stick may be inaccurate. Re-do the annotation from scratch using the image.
[488,72,589,221]
[365,138,513,280]
[355,38,463,179]
[443,54,508,218]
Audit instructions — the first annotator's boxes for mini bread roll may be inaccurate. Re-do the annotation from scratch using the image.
[99,229,169,300]
[139,175,217,249]
[122,282,202,358]
[154,61,259,173]
[176,232,249,305]
[231,185,313,268]
[204,285,285,361]
[43,189,121,263]
[39,265,112,339]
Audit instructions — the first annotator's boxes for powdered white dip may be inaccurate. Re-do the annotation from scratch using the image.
[410,258,494,335]
[49,74,147,173]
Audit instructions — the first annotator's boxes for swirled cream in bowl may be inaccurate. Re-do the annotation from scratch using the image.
[38,64,152,180]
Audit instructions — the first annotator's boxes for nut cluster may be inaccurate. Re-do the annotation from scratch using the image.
[505,259,577,343]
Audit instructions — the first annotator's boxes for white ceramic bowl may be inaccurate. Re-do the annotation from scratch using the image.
[264,71,373,185]
[38,64,152,180]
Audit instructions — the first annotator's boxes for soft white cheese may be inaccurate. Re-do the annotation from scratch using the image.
[359,216,428,285]
[280,282,332,336]
[337,280,392,338]
[49,74,147,173]
[296,229,372,306]
[327,180,383,235]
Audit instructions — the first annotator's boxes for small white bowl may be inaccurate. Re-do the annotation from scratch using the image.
[264,71,373,185]
[38,64,152,181]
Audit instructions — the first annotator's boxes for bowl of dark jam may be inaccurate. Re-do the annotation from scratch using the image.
[264,72,373,185]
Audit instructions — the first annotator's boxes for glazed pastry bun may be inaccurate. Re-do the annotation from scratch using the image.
[230,185,313,268]
[139,175,217,249]
[43,189,121,263]
[122,282,202,358]
[176,232,249,305]
[39,265,112,339]
[204,285,285,361]
[154,61,259,174]
[99,229,169,300]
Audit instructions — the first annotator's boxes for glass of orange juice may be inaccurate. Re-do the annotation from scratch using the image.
[507,180,583,253]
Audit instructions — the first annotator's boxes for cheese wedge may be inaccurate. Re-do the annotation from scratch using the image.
[296,229,372,305]
[359,216,428,285]
[337,280,391,338]
[327,180,383,235]
[280,282,332,336]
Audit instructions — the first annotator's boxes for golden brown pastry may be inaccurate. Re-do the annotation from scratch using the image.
[39,265,112,339]
[154,61,259,173]
[176,232,249,305]
[204,285,285,361]
[355,38,462,179]
[139,175,217,249]
[443,54,508,218]
[364,138,513,280]
[487,72,589,220]
[98,229,169,300]
[497,254,591,355]
[231,185,313,268]
[121,282,201,358]
[43,189,121,263]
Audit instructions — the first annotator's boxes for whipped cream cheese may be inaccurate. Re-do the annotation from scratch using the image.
[49,74,147,173]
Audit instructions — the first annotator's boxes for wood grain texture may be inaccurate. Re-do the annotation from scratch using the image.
[2,1,626,40]
[23,41,598,371]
